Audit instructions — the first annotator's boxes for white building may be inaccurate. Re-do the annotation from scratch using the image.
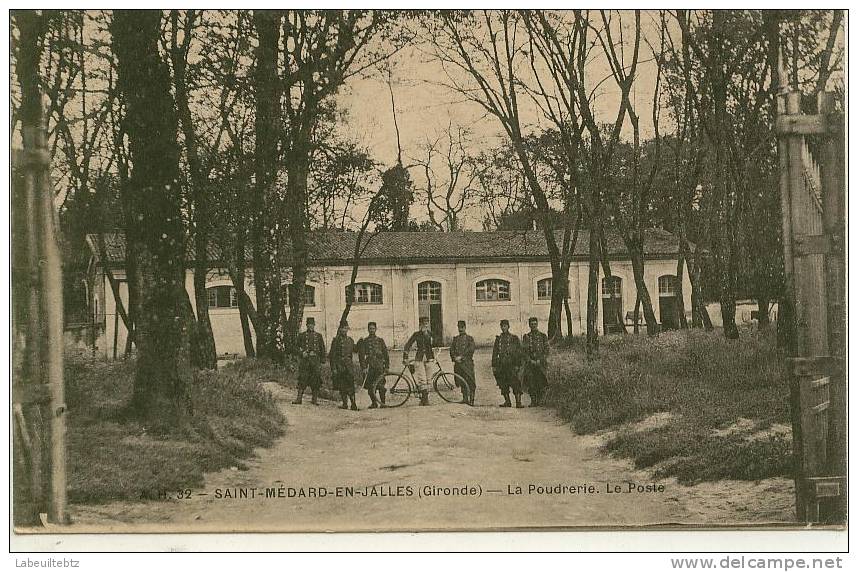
[87,229,692,357]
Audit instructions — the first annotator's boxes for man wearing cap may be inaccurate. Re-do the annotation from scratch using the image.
[357,321,390,408]
[403,316,435,406]
[491,319,523,408]
[521,317,550,406]
[450,320,476,406]
[329,320,359,411]
[293,317,326,405]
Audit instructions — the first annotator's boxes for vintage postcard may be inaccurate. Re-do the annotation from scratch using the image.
[9,7,846,538]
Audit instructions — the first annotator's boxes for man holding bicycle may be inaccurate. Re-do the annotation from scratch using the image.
[403,316,435,406]
[357,321,390,409]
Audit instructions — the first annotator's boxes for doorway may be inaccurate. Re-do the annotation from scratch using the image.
[658,275,678,331]
[417,280,443,346]
[602,276,624,334]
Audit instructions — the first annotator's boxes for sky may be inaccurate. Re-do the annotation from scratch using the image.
[333,13,666,228]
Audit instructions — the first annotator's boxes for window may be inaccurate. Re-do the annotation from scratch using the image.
[658,275,677,296]
[346,282,383,305]
[476,279,511,302]
[207,285,238,308]
[282,284,316,307]
[602,276,622,298]
[418,281,442,302]
[537,278,552,301]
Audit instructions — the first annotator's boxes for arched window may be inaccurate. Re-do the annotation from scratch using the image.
[658,275,677,297]
[418,281,442,302]
[207,285,238,308]
[282,284,316,307]
[346,282,383,305]
[476,278,511,302]
[537,278,552,300]
[602,276,622,298]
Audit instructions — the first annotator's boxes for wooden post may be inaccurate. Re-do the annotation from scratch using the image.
[818,92,846,521]
[31,123,69,524]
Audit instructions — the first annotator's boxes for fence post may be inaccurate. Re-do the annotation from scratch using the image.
[818,92,846,521]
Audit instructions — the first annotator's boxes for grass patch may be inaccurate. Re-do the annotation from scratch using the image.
[65,352,288,504]
[545,327,792,483]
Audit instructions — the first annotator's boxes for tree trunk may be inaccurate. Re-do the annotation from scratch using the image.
[585,229,600,355]
[171,12,217,370]
[712,11,739,341]
[675,235,689,329]
[633,294,641,334]
[757,296,771,329]
[111,10,192,430]
[563,297,574,338]
[688,243,713,330]
[251,11,284,362]
[629,248,660,336]
[191,262,217,368]
[233,232,255,357]
[284,144,312,353]
[547,261,564,340]
[777,295,794,348]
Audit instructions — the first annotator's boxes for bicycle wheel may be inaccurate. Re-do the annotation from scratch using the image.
[381,373,411,407]
[433,371,469,404]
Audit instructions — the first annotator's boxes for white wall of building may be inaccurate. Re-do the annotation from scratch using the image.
[95,258,692,357]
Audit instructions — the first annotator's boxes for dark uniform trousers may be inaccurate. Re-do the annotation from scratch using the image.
[450,333,476,403]
[329,334,357,396]
[357,335,390,404]
[521,330,549,405]
[492,332,522,397]
[297,331,326,393]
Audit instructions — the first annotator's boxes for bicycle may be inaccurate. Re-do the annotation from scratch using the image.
[375,354,469,407]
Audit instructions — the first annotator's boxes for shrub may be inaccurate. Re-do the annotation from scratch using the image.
[65,352,289,503]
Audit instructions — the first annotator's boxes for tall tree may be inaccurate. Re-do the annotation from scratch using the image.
[111,10,192,428]
[250,10,285,362]
[429,10,579,340]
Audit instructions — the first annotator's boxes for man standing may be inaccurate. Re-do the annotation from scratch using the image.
[491,319,522,408]
[521,317,549,407]
[450,320,476,406]
[329,320,359,411]
[403,316,435,406]
[357,321,390,409]
[293,317,326,405]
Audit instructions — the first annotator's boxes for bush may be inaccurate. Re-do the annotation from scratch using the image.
[545,328,792,483]
[65,351,288,503]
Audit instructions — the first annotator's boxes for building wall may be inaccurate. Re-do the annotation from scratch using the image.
[95,257,692,357]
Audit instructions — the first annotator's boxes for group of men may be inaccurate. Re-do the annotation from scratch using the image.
[290,315,549,410]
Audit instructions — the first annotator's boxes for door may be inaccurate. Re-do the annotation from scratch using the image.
[601,276,623,334]
[658,275,678,331]
[418,281,443,346]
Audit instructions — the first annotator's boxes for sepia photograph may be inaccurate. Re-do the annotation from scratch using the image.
[8,6,847,540]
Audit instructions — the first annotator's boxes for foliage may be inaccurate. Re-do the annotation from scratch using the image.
[545,328,791,483]
[64,351,287,503]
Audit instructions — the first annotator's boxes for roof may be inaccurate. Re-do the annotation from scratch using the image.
[87,228,682,267]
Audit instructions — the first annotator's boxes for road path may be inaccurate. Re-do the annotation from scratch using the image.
[71,349,699,532]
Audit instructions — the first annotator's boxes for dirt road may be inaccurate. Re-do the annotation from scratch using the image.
[69,349,792,532]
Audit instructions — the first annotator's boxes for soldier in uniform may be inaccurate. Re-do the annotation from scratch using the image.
[491,319,523,408]
[403,316,435,406]
[329,320,359,411]
[293,317,326,405]
[450,320,476,406]
[521,316,550,407]
[357,321,390,409]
